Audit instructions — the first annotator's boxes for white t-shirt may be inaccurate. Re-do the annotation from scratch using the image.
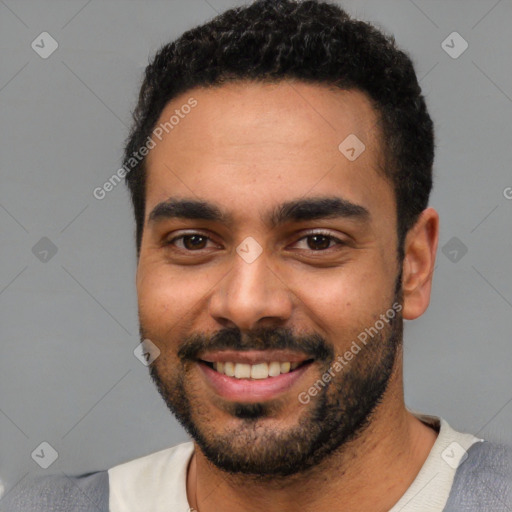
[108,410,483,512]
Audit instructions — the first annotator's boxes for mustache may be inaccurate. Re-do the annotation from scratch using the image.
[177,326,334,363]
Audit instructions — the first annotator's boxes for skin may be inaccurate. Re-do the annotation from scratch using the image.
[136,80,440,512]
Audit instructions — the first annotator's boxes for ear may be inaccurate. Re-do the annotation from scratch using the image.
[401,207,439,320]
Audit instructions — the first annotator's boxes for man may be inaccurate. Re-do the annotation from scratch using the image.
[3,0,512,511]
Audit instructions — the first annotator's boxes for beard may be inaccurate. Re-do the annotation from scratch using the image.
[144,275,403,479]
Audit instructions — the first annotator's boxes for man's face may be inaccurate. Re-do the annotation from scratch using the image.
[136,81,403,477]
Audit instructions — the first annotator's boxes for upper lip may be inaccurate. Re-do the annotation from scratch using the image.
[198,350,313,365]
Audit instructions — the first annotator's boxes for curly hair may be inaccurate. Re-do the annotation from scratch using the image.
[123,0,434,260]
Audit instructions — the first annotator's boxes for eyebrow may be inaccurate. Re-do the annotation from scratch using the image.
[147,196,370,228]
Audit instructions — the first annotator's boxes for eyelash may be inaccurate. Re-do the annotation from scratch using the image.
[165,230,345,252]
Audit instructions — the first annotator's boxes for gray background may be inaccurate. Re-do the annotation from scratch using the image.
[1,0,511,500]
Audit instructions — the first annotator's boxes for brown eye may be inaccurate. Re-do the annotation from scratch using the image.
[166,233,214,251]
[306,234,332,250]
[292,231,345,252]
[180,235,208,250]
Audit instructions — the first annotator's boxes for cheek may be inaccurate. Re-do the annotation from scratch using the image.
[136,265,196,330]
[136,262,224,339]
[287,264,392,327]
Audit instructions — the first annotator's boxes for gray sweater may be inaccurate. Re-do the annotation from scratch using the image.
[2,440,512,511]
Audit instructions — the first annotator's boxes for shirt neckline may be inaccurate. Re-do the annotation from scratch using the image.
[108,411,482,512]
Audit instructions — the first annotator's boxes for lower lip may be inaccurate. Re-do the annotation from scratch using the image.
[198,361,312,402]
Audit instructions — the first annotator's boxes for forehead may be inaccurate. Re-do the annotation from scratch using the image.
[144,81,393,227]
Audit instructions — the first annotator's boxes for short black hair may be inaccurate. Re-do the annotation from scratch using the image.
[123,0,434,260]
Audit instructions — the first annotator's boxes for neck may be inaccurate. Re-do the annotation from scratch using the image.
[187,350,438,512]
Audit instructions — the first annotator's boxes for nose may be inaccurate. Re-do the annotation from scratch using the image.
[208,246,293,331]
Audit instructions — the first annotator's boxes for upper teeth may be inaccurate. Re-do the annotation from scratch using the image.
[213,361,301,379]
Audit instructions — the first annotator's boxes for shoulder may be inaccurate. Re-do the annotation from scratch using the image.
[0,470,109,512]
[444,440,512,511]
[108,442,194,511]
[1,443,195,512]
[108,440,194,476]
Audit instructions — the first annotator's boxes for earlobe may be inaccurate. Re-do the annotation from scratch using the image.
[401,208,439,320]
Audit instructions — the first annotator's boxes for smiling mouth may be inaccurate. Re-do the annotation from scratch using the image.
[200,359,314,380]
